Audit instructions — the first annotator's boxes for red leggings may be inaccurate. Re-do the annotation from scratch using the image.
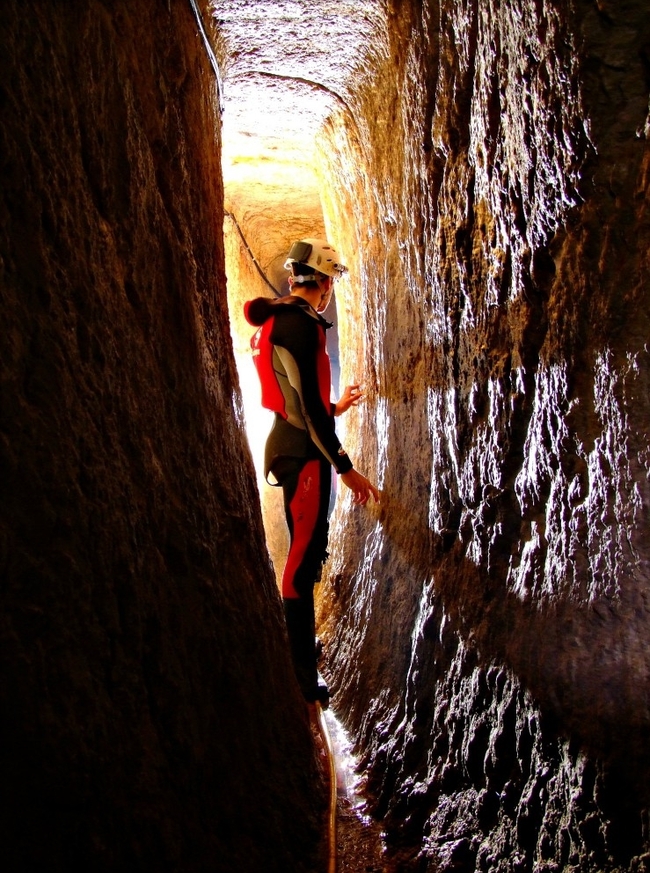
[278,456,332,599]
[274,455,332,698]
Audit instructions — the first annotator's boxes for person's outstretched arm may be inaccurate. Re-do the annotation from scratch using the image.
[340,469,380,505]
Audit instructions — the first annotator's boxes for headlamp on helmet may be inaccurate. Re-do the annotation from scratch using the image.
[284,238,348,281]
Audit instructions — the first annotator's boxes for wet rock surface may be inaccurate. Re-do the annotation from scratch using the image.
[314,0,650,870]
[221,0,650,867]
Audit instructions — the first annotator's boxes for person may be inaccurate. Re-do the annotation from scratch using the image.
[244,237,380,704]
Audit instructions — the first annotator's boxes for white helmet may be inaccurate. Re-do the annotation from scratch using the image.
[284,238,348,280]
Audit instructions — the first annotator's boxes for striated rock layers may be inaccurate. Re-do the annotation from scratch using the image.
[0,2,325,872]
[314,0,650,870]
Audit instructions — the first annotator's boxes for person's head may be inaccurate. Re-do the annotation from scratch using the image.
[284,238,347,312]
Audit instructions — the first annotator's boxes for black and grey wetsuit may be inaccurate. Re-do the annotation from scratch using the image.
[244,295,352,700]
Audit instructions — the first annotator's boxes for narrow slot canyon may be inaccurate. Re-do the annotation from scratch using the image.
[1,1,650,872]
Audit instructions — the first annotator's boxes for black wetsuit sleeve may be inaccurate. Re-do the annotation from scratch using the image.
[271,308,353,474]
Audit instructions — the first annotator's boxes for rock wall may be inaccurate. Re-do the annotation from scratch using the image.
[0,2,325,871]
[316,0,650,869]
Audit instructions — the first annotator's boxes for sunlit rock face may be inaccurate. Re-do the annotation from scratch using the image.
[216,0,650,867]
[0,2,324,871]
[312,0,650,869]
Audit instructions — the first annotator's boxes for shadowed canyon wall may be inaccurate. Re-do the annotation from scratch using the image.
[312,0,650,870]
[0,2,325,871]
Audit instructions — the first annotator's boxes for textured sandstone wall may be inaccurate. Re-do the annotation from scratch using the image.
[316,0,650,870]
[0,2,325,871]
